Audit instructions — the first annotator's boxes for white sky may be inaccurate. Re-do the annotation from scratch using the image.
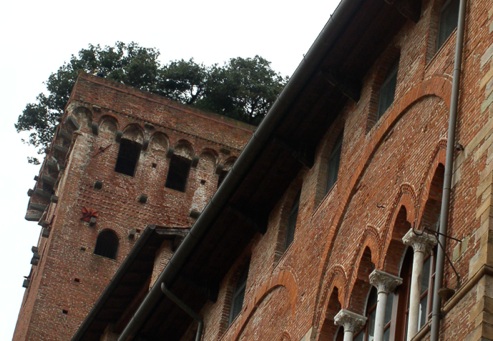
[0,0,340,338]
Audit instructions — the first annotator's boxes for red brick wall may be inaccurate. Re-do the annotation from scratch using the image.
[196,0,493,340]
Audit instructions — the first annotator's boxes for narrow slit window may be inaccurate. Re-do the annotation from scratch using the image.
[115,139,141,176]
[377,62,398,119]
[285,192,300,249]
[165,155,192,192]
[229,265,249,324]
[437,0,460,49]
[326,135,342,194]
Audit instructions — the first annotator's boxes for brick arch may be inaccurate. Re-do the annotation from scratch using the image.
[199,148,219,164]
[354,226,381,267]
[382,205,413,276]
[280,331,292,341]
[380,184,417,268]
[312,75,452,325]
[415,142,447,229]
[148,131,169,153]
[319,285,343,340]
[122,124,144,144]
[347,246,374,313]
[315,265,348,334]
[72,105,93,128]
[99,115,119,137]
[231,270,298,341]
[174,139,194,159]
[222,156,237,171]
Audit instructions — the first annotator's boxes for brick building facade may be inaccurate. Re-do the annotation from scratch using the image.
[15,0,493,339]
[72,0,493,340]
[13,73,253,340]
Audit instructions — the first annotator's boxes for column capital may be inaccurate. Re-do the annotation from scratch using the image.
[334,309,367,333]
[369,269,402,294]
[402,229,437,255]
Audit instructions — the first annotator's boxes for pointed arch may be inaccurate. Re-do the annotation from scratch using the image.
[317,265,347,340]
[348,247,374,313]
[313,77,452,327]
[382,206,413,276]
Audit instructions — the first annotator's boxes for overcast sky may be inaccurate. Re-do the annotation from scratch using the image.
[0,0,340,338]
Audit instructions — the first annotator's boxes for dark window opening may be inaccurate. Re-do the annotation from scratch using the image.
[165,155,191,192]
[218,169,229,188]
[115,139,141,176]
[437,0,460,49]
[94,230,119,259]
[377,62,398,119]
[229,265,249,325]
[285,192,300,249]
[326,136,342,193]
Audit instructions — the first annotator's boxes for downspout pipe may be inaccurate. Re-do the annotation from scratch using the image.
[430,0,467,340]
[117,1,360,340]
[161,283,203,341]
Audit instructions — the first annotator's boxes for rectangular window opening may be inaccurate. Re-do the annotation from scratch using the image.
[165,155,191,192]
[377,62,398,119]
[115,139,142,176]
[437,0,460,49]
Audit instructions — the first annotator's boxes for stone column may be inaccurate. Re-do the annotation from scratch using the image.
[369,269,402,341]
[402,229,437,340]
[334,309,367,341]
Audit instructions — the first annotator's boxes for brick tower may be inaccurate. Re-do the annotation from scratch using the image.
[13,73,253,340]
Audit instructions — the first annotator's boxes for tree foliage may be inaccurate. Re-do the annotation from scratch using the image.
[16,42,287,164]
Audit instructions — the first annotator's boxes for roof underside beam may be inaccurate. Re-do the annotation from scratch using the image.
[385,0,421,23]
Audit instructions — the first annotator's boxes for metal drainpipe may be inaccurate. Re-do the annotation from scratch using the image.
[430,0,467,340]
[161,283,204,341]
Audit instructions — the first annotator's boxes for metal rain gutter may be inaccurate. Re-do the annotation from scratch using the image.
[117,1,360,340]
[430,0,467,340]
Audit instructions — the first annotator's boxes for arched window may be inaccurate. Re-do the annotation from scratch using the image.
[94,230,119,259]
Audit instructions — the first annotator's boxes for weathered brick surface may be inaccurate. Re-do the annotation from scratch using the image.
[13,74,253,341]
[193,1,493,341]
[14,0,493,340]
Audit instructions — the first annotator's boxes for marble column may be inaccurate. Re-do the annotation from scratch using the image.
[334,309,367,341]
[402,229,437,340]
[369,269,402,341]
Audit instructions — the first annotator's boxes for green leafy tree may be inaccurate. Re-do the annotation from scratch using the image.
[157,59,209,104]
[200,56,287,125]
[16,42,287,164]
